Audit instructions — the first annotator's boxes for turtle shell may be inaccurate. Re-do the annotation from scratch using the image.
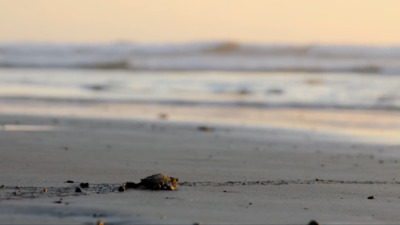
[138,174,178,190]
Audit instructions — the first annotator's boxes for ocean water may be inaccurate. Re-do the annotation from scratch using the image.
[1,68,400,111]
[1,42,400,143]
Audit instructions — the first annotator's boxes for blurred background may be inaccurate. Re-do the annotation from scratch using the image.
[1,0,400,141]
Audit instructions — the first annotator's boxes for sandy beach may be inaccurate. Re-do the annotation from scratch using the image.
[2,0,400,223]
[1,112,400,224]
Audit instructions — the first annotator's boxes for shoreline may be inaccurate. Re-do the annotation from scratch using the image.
[1,114,400,224]
[2,100,400,145]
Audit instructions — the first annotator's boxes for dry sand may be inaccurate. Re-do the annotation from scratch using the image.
[1,114,400,224]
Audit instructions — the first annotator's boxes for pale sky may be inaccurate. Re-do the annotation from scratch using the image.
[0,0,399,45]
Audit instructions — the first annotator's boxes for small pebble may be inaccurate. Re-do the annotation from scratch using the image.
[368,195,375,200]
[54,198,63,204]
[80,183,89,188]
[198,126,215,132]
[308,220,320,225]
[66,180,74,183]
[266,88,283,95]
[75,187,82,193]
[158,113,168,120]
[237,89,250,95]
[93,213,102,218]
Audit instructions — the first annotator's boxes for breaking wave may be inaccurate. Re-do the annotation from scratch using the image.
[1,41,400,74]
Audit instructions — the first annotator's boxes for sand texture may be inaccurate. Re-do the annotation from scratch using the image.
[1,114,400,224]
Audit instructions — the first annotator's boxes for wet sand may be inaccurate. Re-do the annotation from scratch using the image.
[1,114,400,224]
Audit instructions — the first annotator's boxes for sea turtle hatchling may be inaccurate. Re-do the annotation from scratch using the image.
[126,174,178,190]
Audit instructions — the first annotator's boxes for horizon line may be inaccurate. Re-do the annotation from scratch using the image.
[1,40,400,47]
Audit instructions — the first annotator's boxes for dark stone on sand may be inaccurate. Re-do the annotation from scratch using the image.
[85,84,110,92]
[308,220,320,225]
[54,198,63,204]
[93,213,103,218]
[158,113,168,120]
[368,195,375,200]
[198,126,215,132]
[237,89,251,95]
[80,182,89,188]
[75,187,83,193]
[66,180,74,183]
